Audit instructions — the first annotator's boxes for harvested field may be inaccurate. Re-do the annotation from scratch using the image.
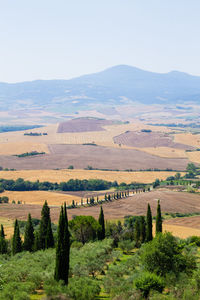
[164,215,200,230]
[0,169,185,184]
[160,224,200,239]
[0,144,189,170]
[1,190,200,223]
[0,217,13,238]
[0,142,49,155]
[186,151,200,164]
[174,133,200,147]
[133,147,187,158]
[113,131,193,149]
[1,191,81,206]
[57,118,113,133]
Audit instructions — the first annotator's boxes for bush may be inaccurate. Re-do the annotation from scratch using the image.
[135,272,164,298]
[141,232,196,277]
[67,277,100,300]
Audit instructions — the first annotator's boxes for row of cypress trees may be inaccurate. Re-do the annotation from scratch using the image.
[146,200,162,243]
[12,200,54,255]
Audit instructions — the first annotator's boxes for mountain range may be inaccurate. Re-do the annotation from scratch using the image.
[1,65,200,112]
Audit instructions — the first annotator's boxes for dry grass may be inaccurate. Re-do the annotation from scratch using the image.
[0,169,184,184]
[174,133,200,147]
[2,191,81,206]
[133,147,187,158]
[0,142,49,155]
[186,151,200,164]
[153,223,200,239]
[0,217,14,238]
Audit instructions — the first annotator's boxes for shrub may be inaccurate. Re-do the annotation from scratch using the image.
[135,272,164,298]
[67,277,100,300]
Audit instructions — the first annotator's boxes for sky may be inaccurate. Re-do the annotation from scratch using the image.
[0,0,200,82]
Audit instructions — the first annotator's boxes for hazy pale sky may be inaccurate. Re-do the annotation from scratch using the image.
[1,0,200,82]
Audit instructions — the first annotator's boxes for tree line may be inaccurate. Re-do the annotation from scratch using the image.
[0,177,146,192]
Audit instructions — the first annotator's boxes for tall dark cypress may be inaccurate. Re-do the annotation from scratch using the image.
[139,216,146,243]
[55,202,70,285]
[0,224,5,238]
[134,219,140,245]
[156,200,162,234]
[39,201,53,249]
[45,218,54,248]
[0,224,7,254]
[146,203,153,242]
[12,219,22,255]
[24,213,35,252]
[98,206,105,240]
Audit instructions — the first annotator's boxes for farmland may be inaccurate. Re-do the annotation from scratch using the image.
[0,169,184,184]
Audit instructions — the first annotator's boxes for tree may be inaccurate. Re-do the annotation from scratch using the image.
[45,218,54,248]
[135,272,164,298]
[0,224,7,254]
[141,232,196,277]
[146,204,153,242]
[156,200,162,234]
[24,213,35,252]
[134,219,140,245]
[69,216,101,244]
[38,201,53,249]
[139,216,146,243]
[55,203,70,285]
[98,206,105,240]
[12,219,22,255]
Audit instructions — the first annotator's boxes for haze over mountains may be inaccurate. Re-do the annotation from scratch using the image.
[1,65,200,113]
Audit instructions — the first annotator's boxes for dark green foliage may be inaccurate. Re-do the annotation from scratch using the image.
[69,216,101,244]
[0,224,8,254]
[33,230,40,251]
[46,219,55,248]
[0,196,9,203]
[12,219,22,255]
[139,216,146,243]
[146,204,153,242]
[23,213,35,252]
[54,203,70,285]
[141,232,197,277]
[98,206,105,240]
[153,178,160,188]
[156,200,162,234]
[135,272,165,298]
[38,201,54,250]
[134,219,140,245]
[15,151,45,158]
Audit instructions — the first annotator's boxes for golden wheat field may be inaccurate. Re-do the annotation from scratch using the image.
[0,217,13,238]
[186,151,200,164]
[0,142,49,155]
[162,224,200,239]
[1,191,81,206]
[174,133,200,147]
[133,147,187,158]
[0,169,184,184]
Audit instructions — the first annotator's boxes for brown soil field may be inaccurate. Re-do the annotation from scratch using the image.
[0,169,185,184]
[1,190,200,222]
[0,144,189,170]
[113,131,193,150]
[57,118,113,133]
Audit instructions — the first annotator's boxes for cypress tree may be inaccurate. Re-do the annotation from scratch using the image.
[156,200,162,234]
[12,219,22,255]
[146,204,153,242]
[24,213,35,252]
[98,206,105,240]
[134,219,140,245]
[55,202,70,285]
[139,216,146,243]
[39,201,53,250]
[0,224,7,254]
[45,218,54,248]
[0,224,5,238]
[33,230,40,251]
